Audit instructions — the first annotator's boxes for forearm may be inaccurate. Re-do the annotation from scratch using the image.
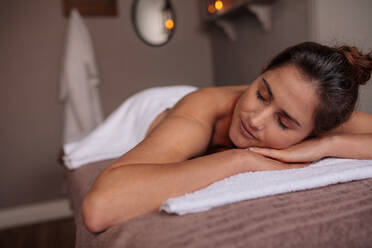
[83,150,248,232]
[326,133,372,160]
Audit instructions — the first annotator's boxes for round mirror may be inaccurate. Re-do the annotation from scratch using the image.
[132,0,176,46]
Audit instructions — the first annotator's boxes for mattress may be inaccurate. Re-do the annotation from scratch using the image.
[65,159,372,248]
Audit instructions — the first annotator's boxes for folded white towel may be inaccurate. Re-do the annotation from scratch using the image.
[160,158,372,215]
[63,85,198,169]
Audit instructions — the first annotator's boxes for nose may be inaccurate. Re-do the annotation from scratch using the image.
[248,107,272,131]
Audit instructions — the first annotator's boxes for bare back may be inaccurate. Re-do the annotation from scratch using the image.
[107,86,248,170]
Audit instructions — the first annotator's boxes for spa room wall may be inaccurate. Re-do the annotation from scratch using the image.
[209,0,372,113]
[0,0,213,210]
[209,0,310,85]
[311,0,372,113]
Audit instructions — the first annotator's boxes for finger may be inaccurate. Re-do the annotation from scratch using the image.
[288,162,311,169]
[248,147,287,161]
[249,152,310,171]
[274,162,310,171]
[249,152,286,171]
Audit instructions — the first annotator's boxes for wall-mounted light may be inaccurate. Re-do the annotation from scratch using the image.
[163,0,175,31]
[215,0,224,11]
[132,0,176,47]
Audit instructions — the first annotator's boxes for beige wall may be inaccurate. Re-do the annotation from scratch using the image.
[310,0,372,113]
[0,0,213,209]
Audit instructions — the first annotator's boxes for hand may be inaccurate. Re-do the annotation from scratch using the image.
[233,149,311,172]
[248,137,330,163]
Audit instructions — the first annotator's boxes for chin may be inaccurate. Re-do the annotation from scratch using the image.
[229,128,253,149]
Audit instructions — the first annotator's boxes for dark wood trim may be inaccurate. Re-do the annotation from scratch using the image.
[62,0,118,17]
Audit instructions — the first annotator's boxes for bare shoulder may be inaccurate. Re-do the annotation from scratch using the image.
[183,85,248,100]
[143,88,218,138]
[153,86,245,126]
[332,111,372,134]
[146,85,247,138]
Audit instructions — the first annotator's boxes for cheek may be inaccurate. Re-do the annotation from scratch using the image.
[259,126,289,149]
[264,129,308,149]
[266,134,293,149]
[237,92,257,113]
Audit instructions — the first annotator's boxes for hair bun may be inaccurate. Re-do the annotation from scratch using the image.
[336,46,372,86]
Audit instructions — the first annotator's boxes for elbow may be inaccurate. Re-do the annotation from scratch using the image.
[81,192,108,233]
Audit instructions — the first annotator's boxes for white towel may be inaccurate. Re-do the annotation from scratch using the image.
[60,9,104,144]
[160,158,372,215]
[63,85,198,169]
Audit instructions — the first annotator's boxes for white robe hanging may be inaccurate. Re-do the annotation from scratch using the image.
[59,9,104,145]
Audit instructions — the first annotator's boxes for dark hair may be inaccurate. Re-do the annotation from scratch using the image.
[263,42,372,136]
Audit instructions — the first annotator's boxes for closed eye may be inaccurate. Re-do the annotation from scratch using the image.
[276,114,289,130]
[256,90,267,102]
[260,77,300,129]
[276,113,289,130]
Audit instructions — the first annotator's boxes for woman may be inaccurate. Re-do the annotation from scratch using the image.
[82,42,372,233]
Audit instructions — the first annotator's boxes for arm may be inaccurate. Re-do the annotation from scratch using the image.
[321,111,372,159]
[83,149,305,233]
[83,151,243,233]
[81,87,229,232]
[327,133,372,159]
[250,111,372,162]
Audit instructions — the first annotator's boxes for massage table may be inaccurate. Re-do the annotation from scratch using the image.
[64,158,372,248]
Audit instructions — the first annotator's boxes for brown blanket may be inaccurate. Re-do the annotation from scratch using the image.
[65,159,372,248]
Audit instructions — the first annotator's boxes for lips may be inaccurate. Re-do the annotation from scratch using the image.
[239,119,258,140]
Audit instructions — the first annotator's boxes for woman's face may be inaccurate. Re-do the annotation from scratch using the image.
[229,64,319,149]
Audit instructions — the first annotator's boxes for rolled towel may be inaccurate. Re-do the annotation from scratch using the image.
[63,85,198,169]
[160,158,372,215]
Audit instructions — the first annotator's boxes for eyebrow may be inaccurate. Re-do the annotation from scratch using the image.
[262,78,273,98]
[262,77,301,128]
